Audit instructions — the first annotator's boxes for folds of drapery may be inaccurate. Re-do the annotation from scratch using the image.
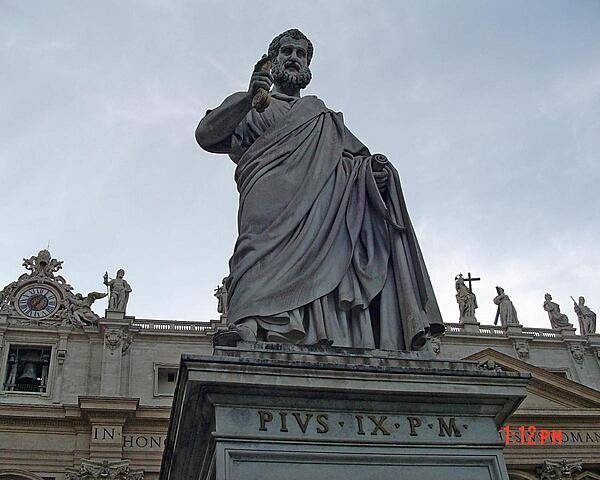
[226,94,444,351]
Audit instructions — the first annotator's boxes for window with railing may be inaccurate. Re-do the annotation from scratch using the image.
[3,345,52,393]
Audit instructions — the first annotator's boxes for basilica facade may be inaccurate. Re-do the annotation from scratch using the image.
[0,250,599,479]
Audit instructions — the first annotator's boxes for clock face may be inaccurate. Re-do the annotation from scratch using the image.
[16,285,59,318]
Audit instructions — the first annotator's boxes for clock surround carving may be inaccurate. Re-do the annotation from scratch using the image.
[0,249,107,328]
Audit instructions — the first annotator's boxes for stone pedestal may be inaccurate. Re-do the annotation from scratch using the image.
[460,317,480,333]
[99,311,131,396]
[160,343,529,480]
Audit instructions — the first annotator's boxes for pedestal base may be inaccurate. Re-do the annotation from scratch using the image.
[160,343,529,480]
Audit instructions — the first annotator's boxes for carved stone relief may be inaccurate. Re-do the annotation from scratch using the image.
[65,459,143,480]
[537,458,582,479]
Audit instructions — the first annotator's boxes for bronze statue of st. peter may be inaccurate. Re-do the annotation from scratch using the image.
[196,29,444,350]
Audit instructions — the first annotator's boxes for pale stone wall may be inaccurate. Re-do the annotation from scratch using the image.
[439,323,600,390]
[0,314,215,480]
[1,312,600,479]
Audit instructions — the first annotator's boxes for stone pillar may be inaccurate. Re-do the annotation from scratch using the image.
[51,327,71,404]
[99,311,131,396]
[79,397,139,462]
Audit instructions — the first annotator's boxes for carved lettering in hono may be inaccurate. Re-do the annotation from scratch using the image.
[258,411,273,431]
[368,416,390,436]
[407,416,422,436]
[93,427,116,441]
[355,415,366,435]
[292,412,314,434]
[122,434,165,449]
[316,414,329,434]
[438,417,462,437]
[135,436,148,448]
[279,412,288,432]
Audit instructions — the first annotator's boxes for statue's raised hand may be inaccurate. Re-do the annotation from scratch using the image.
[248,55,273,111]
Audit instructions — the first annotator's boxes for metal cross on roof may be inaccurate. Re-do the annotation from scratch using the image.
[463,272,481,293]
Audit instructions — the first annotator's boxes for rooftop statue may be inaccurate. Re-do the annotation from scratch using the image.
[196,29,444,350]
[543,293,572,330]
[103,269,132,313]
[493,286,519,327]
[572,295,596,336]
[455,273,477,323]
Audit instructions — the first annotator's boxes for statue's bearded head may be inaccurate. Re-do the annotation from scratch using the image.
[268,29,313,91]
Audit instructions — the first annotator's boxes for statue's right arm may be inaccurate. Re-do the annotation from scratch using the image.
[196,65,273,153]
[195,92,253,153]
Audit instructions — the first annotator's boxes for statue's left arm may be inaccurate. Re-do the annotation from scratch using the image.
[343,125,389,194]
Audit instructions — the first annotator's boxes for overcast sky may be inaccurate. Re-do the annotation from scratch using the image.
[1,0,599,331]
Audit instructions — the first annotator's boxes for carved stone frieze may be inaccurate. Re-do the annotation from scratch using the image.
[65,459,143,480]
[569,344,585,365]
[537,458,582,479]
[514,339,530,360]
[103,327,133,355]
[104,328,123,351]
[477,359,503,372]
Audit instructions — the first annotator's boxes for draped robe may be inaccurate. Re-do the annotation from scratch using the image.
[217,92,444,350]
